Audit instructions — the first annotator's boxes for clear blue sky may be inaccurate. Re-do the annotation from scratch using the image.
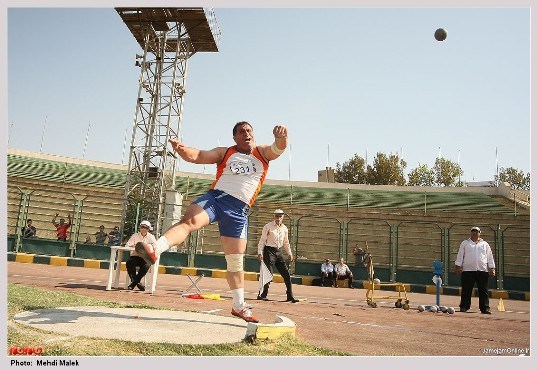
[7,7,531,183]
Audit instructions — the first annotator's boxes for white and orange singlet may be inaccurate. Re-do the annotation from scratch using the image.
[211,146,269,206]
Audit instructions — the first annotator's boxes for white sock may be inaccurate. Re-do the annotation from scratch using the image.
[231,288,244,310]
[154,236,170,255]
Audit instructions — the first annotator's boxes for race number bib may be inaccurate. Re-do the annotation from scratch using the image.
[229,159,257,175]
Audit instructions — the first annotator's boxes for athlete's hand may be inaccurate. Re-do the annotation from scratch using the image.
[169,139,187,155]
[257,254,263,261]
[273,125,287,139]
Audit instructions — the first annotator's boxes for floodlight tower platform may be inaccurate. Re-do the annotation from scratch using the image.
[116,8,220,235]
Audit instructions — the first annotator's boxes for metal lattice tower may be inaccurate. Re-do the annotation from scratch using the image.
[116,8,220,236]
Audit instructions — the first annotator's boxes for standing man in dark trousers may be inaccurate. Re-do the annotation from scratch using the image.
[455,226,496,314]
[257,209,298,303]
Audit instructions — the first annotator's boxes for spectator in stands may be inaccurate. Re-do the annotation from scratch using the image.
[84,236,93,244]
[52,213,71,242]
[107,226,121,246]
[94,225,108,245]
[320,259,335,287]
[22,219,37,238]
[334,257,354,288]
[124,220,157,291]
[455,226,496,314]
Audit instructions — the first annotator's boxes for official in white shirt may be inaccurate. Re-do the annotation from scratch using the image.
[454,226,496,314]
[257,209,298,303]
[125,220,157,291]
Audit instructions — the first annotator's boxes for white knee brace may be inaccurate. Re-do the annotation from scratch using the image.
[225,254,244,272]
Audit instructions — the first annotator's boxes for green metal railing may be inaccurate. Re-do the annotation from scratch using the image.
[7,183,530,287]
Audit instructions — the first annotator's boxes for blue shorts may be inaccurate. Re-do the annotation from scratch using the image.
[192,190,249,239]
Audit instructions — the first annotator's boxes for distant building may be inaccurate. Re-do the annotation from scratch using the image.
[318,167,335,183]
[467,181,495,187]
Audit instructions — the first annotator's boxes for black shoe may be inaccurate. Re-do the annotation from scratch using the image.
[136,283,145,291]
[257,296,268,301]
[127,282,136,290]
[286,297,299,303]
[481,309,491,315]
[460,308,468,312]
[349,285,355,289]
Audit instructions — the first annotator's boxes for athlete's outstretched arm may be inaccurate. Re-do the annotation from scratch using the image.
[259,125,288,161]
[169,139,227,164]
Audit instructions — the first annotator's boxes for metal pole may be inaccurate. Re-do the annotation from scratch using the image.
[69,197,85,258]
[424,191,427,215]
[121,124,129,165]
[39,115,47,153]
[288,143,292,181]
[457,149,461,185]
[82,120,91,159]
[290,184,293,206]
[436,277,441,306]
[8,120,14,146]
[135,202,141,228]
[514,192,517,217]
[15,189,31,253]
[390,225,397,282]
[497,225,503,290]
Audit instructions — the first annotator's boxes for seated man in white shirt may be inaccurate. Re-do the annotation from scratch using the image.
[334,258,355,289]
[125,220,157,291]
[320,259,335,287]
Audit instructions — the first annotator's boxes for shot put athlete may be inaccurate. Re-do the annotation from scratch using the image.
[136,121,288,323]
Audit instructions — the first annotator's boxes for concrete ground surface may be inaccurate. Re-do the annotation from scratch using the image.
[13,306,247,345]
[7,261,532,356]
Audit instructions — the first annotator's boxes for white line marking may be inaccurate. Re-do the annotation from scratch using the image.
[202,309,223,314]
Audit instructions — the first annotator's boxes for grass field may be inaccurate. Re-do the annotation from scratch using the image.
[7,283,348,356]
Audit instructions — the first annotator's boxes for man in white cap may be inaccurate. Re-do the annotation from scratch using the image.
[124,220,157,291]
[256,209,298,303]
[454,226,496,314]
[135,122,288,322]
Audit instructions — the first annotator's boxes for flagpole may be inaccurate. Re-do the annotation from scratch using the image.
[82,120,91,159]
[8,120,14,146]
[495,147,499,185]
[400,146,404,177]
[39,115,47,153]
[457,149,461,184]
[288,143,292,181]
[438,147,442,186]
[121,124,129,165]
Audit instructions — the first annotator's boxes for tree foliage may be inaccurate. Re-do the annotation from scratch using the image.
[407,164,435,186]
[496,167,530,190]
[433,158,464,187]
[366,152,407,186]
[334,152,528,189]
[335,154,367,184]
